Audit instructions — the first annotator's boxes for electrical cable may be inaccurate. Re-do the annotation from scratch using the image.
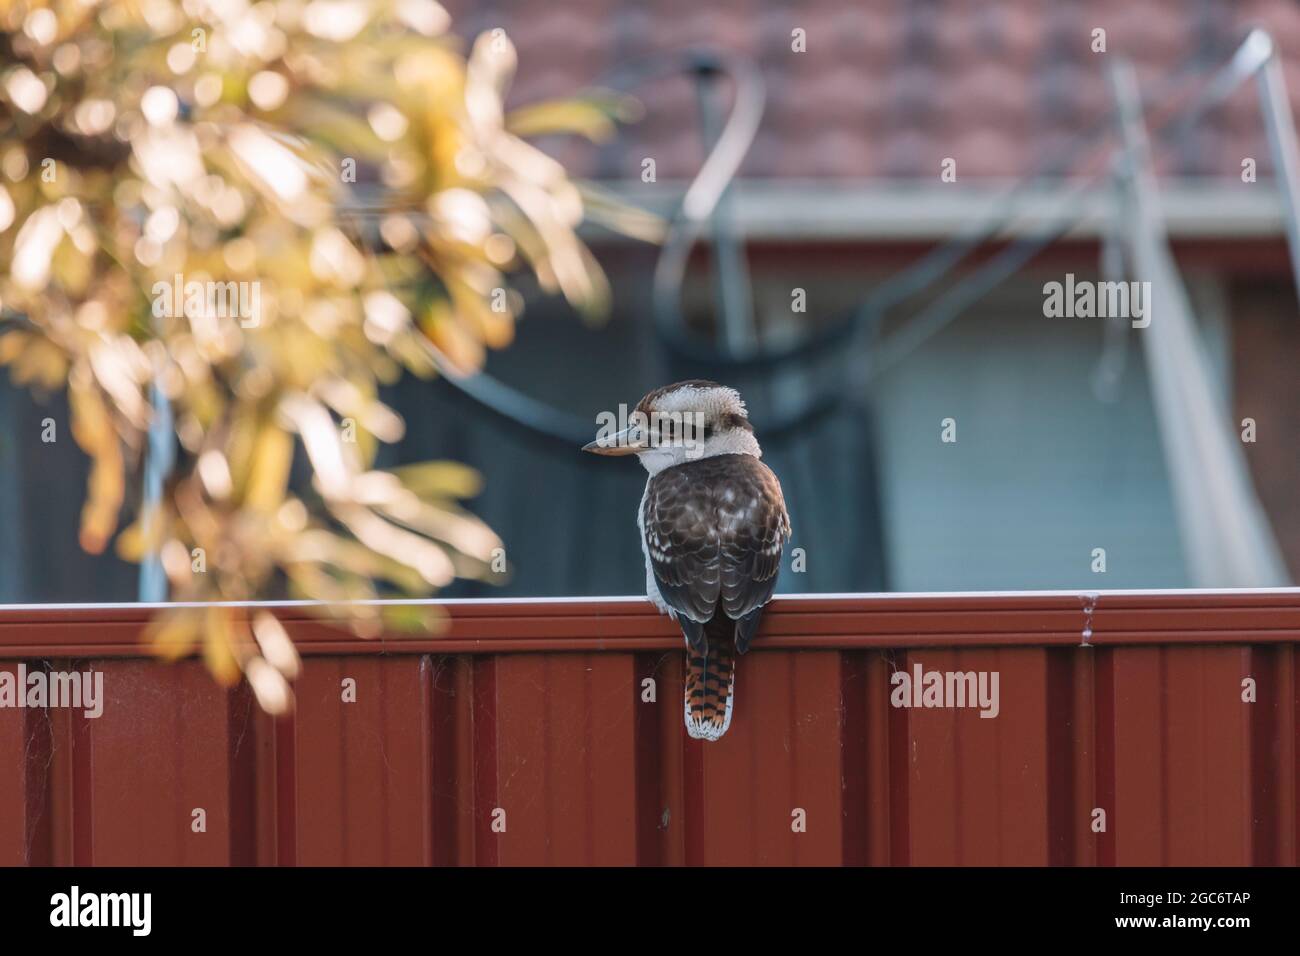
[431,34,1275,443]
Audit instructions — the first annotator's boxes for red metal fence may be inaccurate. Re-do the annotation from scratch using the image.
[0,592,1296,866]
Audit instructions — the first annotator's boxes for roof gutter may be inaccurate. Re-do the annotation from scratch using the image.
[586,177,1292,242]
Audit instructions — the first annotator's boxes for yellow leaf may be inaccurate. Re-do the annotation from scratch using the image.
[115,507,165,562]
[381,603,444,634]
[421,299,484,373]
[506,99,619,142]
[245,657,294,715]
[0,330,28,365]
[244,424,293,511]
[203,608,244,686]
[9,336,69,389]
[387,460,482,498]
[252,610,300,679]
[148,610,200,662]
[68,381,123,554]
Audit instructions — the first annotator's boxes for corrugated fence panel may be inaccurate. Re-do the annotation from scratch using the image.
[686,649,844,865]
[0,663,47,866]
[1164,646,1252,866]
[903,648,1052,865]
[0,660,240,865]
[487,653,640,865]
[80,660,236,866]
[1247,643,1297,864]
[0,592,1297,866]
[291,656,435,866]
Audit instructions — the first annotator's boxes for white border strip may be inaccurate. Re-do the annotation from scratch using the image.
[2,586,1299,612]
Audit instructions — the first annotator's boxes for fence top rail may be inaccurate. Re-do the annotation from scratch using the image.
[0,590,1298,658]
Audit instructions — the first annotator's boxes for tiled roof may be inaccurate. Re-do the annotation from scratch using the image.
[442,0,1300,181]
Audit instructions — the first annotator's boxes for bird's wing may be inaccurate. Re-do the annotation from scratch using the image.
[642,464,721,628]
[718,456,790,626]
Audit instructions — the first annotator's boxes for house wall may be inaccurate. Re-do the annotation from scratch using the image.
[872,277,1190,590]
[0,244,1291,600]
[1234,276,1300,579]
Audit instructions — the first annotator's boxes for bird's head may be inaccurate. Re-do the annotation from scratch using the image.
[582,380,760,474]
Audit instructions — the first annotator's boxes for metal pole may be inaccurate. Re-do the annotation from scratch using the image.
[1253,30,1300,296]
[1108,58,1289,587]
[137,372,174,602]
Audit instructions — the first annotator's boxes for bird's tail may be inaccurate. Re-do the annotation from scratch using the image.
[684,615,736,742]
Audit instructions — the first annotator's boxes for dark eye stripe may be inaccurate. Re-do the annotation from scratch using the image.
[651,415,717,443]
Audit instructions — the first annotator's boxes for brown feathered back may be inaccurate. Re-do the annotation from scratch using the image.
[641,453,790,740]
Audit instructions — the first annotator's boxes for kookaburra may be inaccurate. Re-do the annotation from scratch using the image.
[583,381,791,741]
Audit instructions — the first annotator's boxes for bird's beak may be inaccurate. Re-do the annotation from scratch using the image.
[582,426,645,456]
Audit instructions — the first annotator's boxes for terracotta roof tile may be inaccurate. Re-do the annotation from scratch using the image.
[442,0,1300,181]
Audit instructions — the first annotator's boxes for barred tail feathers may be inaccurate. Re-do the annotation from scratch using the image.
[684,615,737,742]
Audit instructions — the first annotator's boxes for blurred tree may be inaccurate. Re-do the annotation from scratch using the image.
[0,0,625,712]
